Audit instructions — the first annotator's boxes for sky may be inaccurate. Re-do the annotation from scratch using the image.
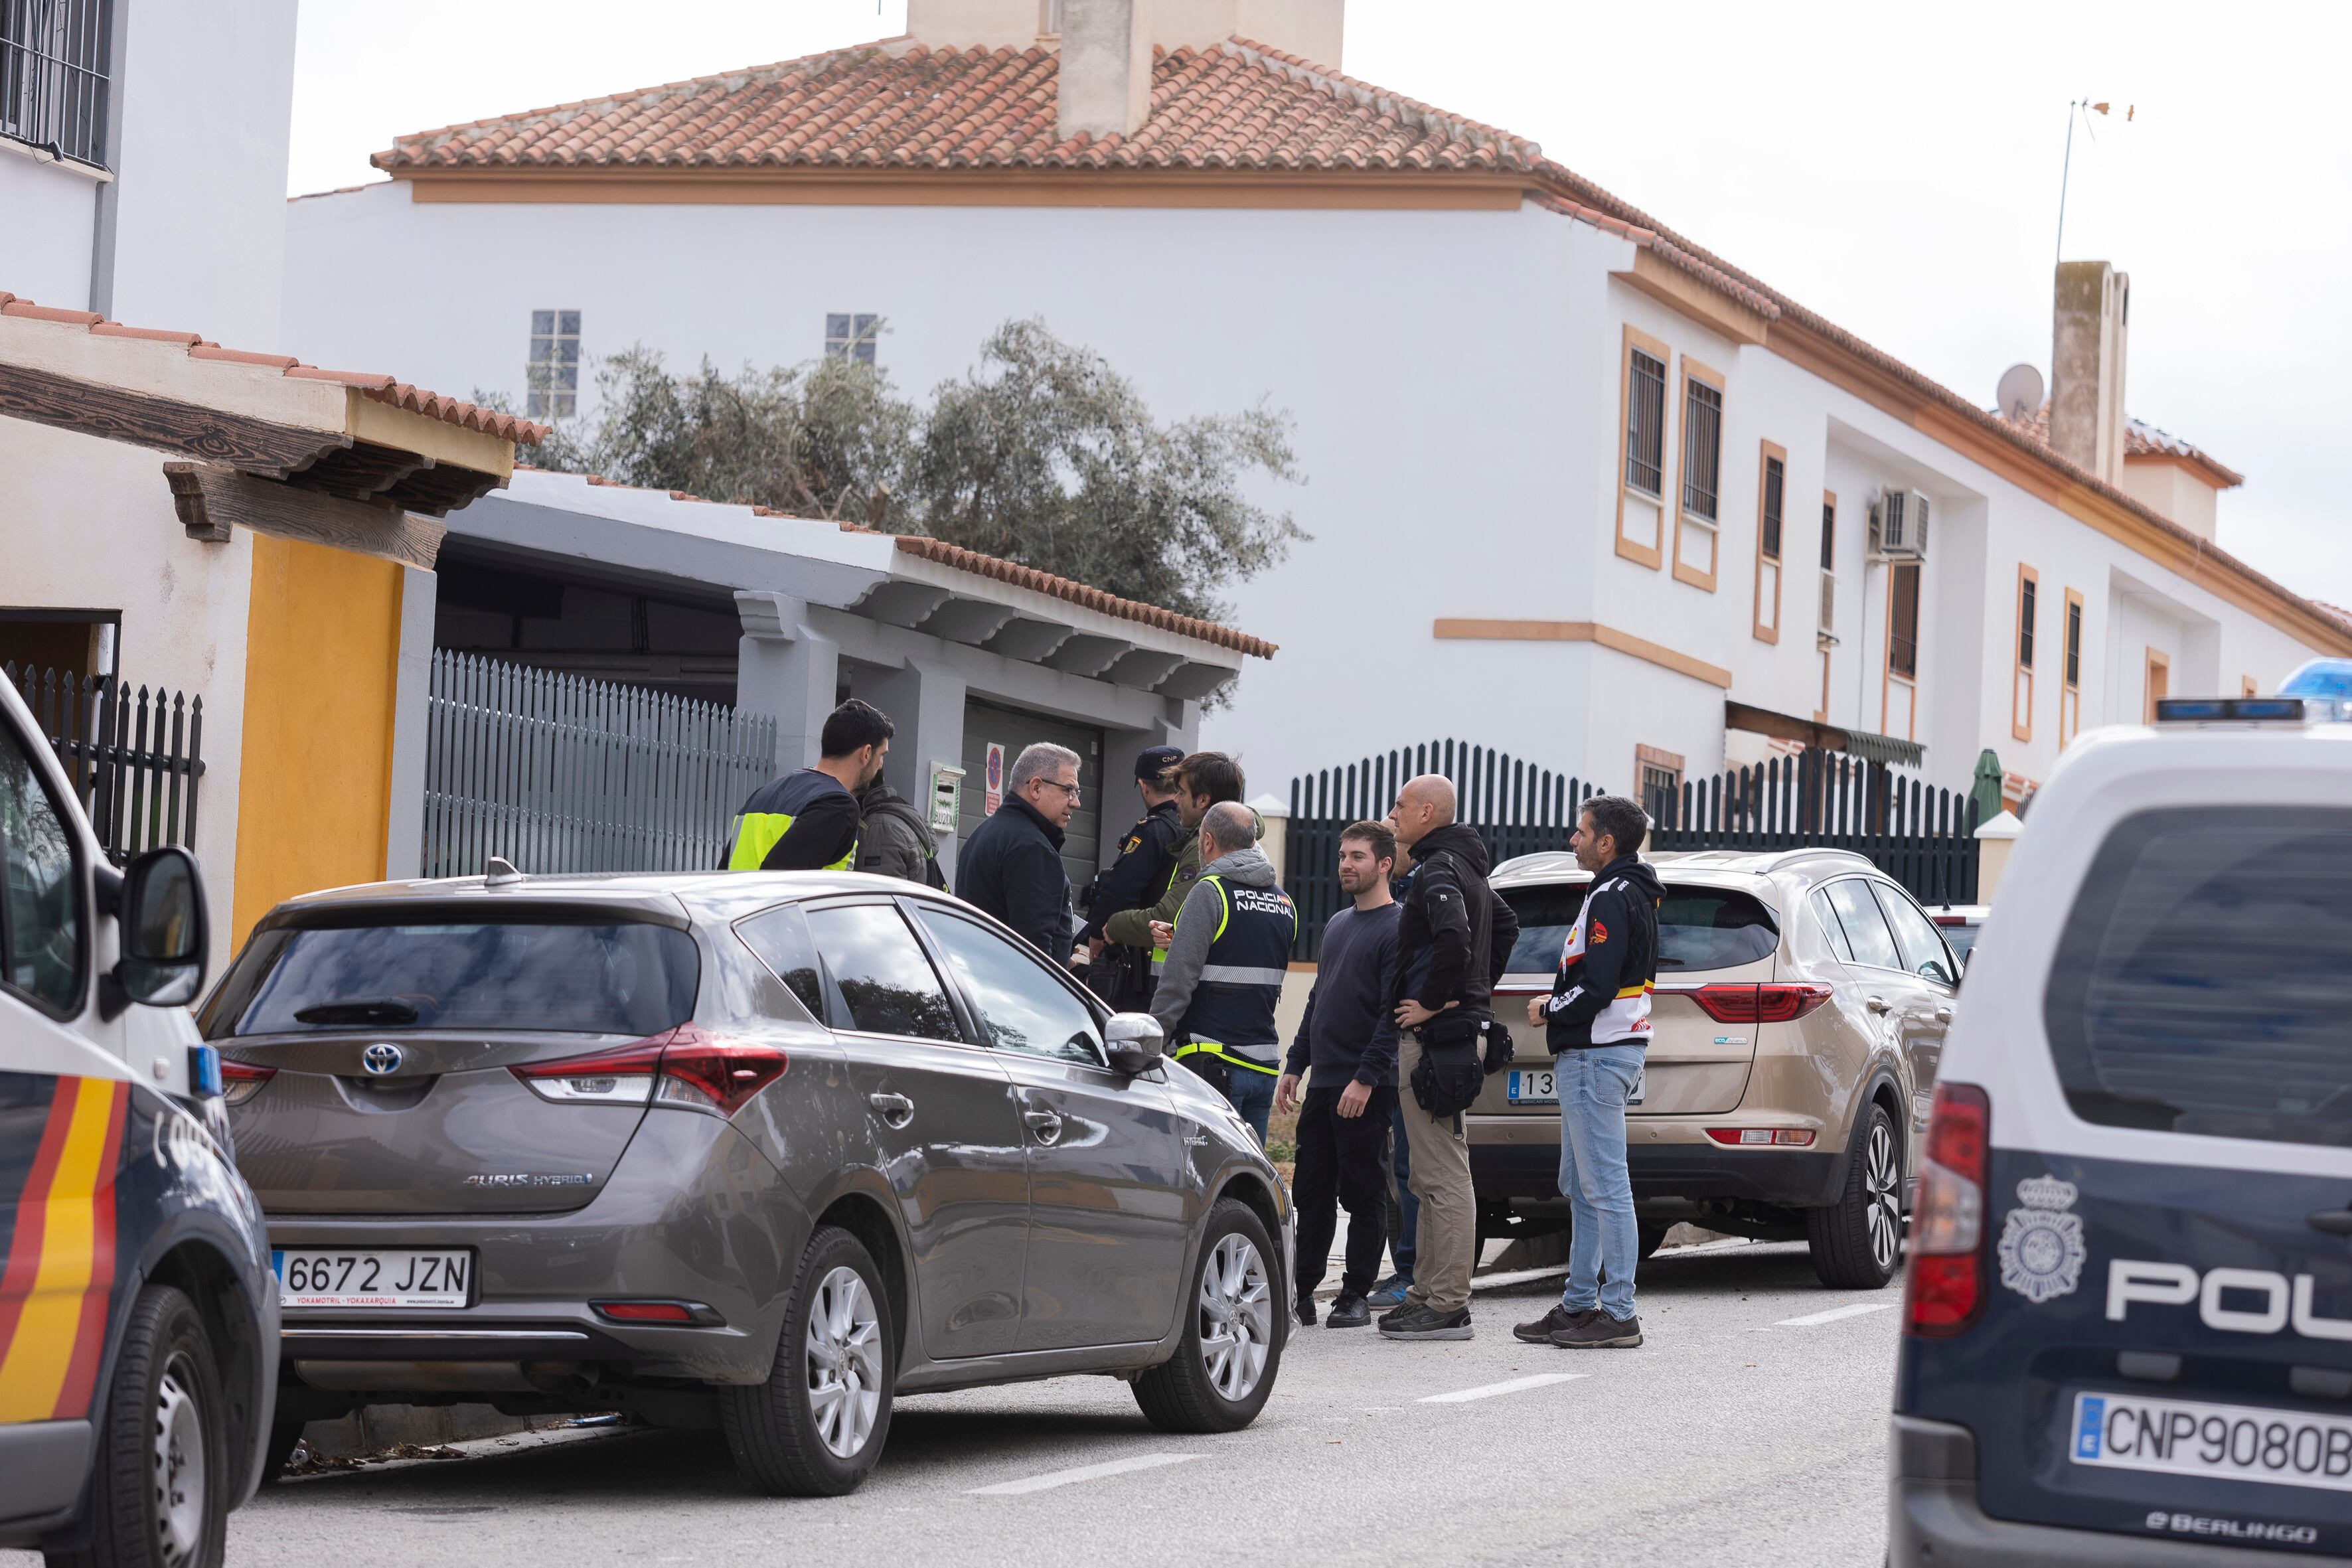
[286,1,2352,603]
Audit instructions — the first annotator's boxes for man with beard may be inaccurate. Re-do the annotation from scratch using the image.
[726,698,892,872]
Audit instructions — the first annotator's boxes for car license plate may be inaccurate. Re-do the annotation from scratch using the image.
[1508,1069,1556,1105]
[273,1249,473,1309]
[2071,1390,2352,1494]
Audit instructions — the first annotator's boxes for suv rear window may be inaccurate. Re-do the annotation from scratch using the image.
[202,917,699,1039]
[1502,884,1778,975]
[2045,807,2352,1147]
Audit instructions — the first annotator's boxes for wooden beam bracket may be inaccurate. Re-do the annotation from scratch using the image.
[160,461,445,570]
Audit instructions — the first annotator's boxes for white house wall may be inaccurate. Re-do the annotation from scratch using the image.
[0,154,99,308]
[281,183,2343,802]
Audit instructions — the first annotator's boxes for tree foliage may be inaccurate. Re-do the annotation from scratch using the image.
[517,318,1304,623]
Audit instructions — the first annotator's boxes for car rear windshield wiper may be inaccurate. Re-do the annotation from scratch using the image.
[293,998,421,1025]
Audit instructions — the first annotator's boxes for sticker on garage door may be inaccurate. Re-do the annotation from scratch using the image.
[985,743,1004,815]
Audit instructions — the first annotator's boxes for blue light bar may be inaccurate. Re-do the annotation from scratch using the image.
[2154,697,2311,723]
[2279,659,2352,700]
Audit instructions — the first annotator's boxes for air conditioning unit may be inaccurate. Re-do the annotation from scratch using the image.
[1818,572,1837,633]
[1878,489,1930,558]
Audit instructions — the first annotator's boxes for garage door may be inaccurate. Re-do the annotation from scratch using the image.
[959,698,1105,896]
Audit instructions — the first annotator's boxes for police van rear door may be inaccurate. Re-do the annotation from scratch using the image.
[1966,801,2352,1553]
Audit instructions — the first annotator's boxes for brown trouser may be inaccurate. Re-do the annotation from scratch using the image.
[1397,1034,1478,1314]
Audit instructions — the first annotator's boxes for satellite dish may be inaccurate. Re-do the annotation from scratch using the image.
[1996,363,2045,423]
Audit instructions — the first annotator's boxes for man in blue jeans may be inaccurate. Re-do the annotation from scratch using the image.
[1514,794,1661,1349]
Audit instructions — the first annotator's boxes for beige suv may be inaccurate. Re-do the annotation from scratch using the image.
[1468,847,1960,1289]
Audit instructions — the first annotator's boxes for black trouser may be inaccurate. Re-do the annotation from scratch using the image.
[1292,1081,1397,1303]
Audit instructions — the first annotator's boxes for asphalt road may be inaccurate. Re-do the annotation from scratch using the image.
[19,1239,1900,1567]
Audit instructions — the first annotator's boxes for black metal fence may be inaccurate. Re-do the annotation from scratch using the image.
[1283,738,1976,960]
[6,663,204,864]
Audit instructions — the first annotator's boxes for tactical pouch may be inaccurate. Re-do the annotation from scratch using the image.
[1410,1017,1486,1119]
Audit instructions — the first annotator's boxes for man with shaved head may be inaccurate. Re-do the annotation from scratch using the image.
[1151,798,1298,1143]
[1377,773,1516,1340]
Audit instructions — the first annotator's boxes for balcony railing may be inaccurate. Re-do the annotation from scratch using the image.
[1,0,112,169]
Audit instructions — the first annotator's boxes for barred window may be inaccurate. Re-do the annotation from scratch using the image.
[1761,455,1784,560]
[1889,562,1922,678]
[1,0,112,170]
[1820,499,1836,570]
[1681,378,1723,521]
[2018,576,2037,670]
[825,313,880,365]
[2065,598,2083,687]
[1624,350,1666,496]
[526,310,581,420]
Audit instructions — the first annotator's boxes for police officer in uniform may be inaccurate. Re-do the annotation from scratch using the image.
[1150,800,1298,1144]
[726,698,892,872]
[1079,744,1186,1010]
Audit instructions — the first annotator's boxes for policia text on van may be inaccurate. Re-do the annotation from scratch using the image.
[726,701,893,872]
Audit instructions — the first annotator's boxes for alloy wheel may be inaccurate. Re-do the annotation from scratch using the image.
[803,1265,883,1459]
[1196,1233,1272,1402]
[1863,1121,1901,1271]
[151,1352,208,1567]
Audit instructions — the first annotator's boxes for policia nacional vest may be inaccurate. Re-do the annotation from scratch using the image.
[1170,872,1297,1079]
[726,769,858,872]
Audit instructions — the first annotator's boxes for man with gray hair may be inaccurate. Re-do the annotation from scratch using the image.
[1151,799,1298,1143]
[957,741,1082,961]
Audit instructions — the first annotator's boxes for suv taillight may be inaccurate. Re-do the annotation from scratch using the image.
[511,1024,786,1119]
[1903,1081,1990,1337]
[1684,982,1834,1023]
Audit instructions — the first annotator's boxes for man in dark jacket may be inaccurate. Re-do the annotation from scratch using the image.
[957,742,1081,960]
[1514,793,1661,1352]
[726,699,891,872]
[1079,744,1186,1009]
[854,775,941,886]
[1102,751,1247,987]
[1378,774,1517,1342]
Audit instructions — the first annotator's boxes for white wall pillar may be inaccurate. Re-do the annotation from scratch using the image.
[1974,809,2023,905]
[860,655,969,882]
[736,591,839,773]
[383,564,436,880]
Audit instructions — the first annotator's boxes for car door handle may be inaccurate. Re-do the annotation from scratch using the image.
[1865,996,1891,1015]
[1933,1008,1953,1024]
[1022,1108,1063,1144]
[866,1092,914,1129]
[2309,1208,2352,1237]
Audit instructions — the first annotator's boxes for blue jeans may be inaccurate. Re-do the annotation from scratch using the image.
[1555,1044,1644,1320]
[1227,1066,1276,1146]
[1388,1095,1418,1279]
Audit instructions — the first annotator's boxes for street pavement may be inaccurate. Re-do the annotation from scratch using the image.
[13,1239,1899,1567]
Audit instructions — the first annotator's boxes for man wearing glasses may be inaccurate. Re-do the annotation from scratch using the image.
[957,742,1083,963]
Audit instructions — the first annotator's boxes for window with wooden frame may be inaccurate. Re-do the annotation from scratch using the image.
[2060,589,2084,747]
[1672,359,1725,589]
[1614,326,1671,568]
[1635,744,1685,828]
[2243,675,2259,698]
[1752,443,1786,643]
[1883,559,1922,740]
[2011,566,2039,743]
[2144,648,2170,722]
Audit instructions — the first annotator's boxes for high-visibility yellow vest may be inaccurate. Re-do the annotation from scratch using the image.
[728,769,858,872]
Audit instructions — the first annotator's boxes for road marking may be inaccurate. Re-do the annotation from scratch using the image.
[1418,1373,1588,1405]
[1774,1302,1896,1328]
[966,1452,1205,1496]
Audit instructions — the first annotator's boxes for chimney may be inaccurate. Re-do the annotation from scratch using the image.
[2050,260,2130,486]
[1058,0,1153,142]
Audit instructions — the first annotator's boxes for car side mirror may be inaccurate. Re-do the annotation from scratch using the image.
[1104,1012,1164,1075]
[102,846,208,1020]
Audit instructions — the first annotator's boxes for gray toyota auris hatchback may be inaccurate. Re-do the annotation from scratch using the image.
[202,870,1291,1495]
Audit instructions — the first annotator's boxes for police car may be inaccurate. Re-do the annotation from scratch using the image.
[1891,665,2352,1565]
[0,674,278,1567]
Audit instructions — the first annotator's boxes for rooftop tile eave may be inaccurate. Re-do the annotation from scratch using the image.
[0,289,548,449]
[890,534,1274,660]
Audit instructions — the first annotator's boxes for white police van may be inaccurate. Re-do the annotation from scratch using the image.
[1890,664,2352,1565]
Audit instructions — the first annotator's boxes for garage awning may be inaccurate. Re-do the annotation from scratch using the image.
[1724,700,1924,768]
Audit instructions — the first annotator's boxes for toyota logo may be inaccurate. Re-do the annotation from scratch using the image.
[361,1042,404,1076]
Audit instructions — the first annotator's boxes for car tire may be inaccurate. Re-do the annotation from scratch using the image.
[719,1224,895,1498]
[45,1284,229,1568]
[1133,1197,1283,1435]
[1806,1102,1904,1289]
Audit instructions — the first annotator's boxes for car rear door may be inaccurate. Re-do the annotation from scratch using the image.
[1871,879,1958,1138]
[907,902,1190,1351]
[1818,876,1930,1137]
[792,898,1031,1360]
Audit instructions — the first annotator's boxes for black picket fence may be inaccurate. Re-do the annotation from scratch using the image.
[6,663,206,864]
[1283,739,1976,960]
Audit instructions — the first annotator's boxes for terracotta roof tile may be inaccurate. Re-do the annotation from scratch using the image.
[0,289,548,447]
[2003,405,2244,489]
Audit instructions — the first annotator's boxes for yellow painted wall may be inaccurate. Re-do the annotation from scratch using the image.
[232,534,404,945]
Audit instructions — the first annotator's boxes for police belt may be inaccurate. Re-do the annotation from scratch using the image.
[1170,1037,1281,1076]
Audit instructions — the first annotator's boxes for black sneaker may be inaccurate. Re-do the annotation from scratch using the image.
[1549,1311,1643,1349]
[1512,1304,1592,1344]
[1324,1293,1370,1330]
[1294,1298,1317,1328]
[1377,1299,1417,1330]
[1379,1304,1473,1341]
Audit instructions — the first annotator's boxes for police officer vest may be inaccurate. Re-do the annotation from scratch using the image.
[1170,872,1297,1075]
[727,769,858,872]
